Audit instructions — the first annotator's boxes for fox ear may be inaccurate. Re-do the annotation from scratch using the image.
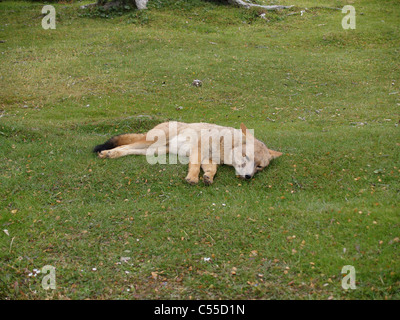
[240,123,255,137]
[240,123,248,135]
[268,149,283,159]
[240,123,256,143]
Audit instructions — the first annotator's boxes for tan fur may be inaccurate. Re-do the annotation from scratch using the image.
[112,133,146,147]
[96,121,282,185]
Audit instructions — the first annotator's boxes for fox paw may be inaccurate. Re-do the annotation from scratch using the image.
[203,174,213,186]
[185,176,199,185]
[98,150,120,159]
[98,151,108,158]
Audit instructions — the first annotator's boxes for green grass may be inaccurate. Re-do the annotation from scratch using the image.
[0,0,399,299]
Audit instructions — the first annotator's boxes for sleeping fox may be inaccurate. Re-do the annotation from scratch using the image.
[93,121,282,185]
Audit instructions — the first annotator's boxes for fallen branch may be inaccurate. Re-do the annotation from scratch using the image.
[228,0,293,10]
[312,6,341,10]
[80,2,97,9]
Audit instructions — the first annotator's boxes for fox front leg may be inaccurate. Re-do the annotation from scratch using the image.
[201,161,218,185]
[185,146,201,185]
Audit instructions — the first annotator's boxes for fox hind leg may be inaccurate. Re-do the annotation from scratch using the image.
[98,145,148,159]
[98,144,169,159]
[96,133,156,159]
[94,133,149,154]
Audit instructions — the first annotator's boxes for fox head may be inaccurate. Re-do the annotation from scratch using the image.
[232,123,282,180]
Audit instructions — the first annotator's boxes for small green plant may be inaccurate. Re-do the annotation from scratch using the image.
[126,9,149,24]
[79,3,135,19]
[236,7,260,24]
[236,7,286,24]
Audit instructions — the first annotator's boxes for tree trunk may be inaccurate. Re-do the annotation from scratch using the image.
[134,0,148,10]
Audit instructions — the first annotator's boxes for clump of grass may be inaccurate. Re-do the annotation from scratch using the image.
[78,3,136,19]
[126,9,150,24]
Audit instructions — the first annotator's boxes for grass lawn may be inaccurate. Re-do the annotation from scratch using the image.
[0,0,399,299]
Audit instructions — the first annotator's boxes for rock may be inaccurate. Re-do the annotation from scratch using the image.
[192,79,202,87]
